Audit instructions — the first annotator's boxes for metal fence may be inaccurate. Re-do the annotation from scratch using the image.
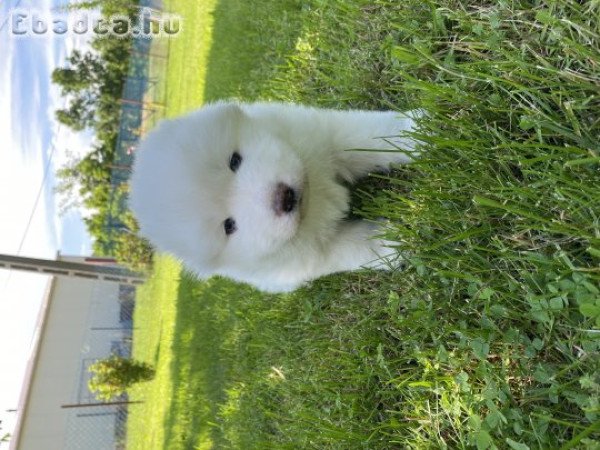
[64,401,131,450]
[62,282,137,450]
[102,1,170,253]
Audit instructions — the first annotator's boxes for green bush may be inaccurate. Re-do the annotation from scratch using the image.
[88,356,155,401]
[114,210,154,272]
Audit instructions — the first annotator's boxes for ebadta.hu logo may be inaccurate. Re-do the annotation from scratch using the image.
[9,8,182,38]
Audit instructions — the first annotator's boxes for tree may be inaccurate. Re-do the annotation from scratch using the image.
[52,50,110,131]
[55,96,97,131]
[113,210,154,271]
[64,0,138,15]
[63,0,104,10]
[88,356,155,401]
[54,144,114,214]
[51,50,106,93]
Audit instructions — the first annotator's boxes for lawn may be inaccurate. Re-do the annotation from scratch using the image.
[128,0,600,449]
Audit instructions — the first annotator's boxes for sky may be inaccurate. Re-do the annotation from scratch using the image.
[0,0,97,441]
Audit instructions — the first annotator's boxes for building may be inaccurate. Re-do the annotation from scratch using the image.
[9,256,138,450]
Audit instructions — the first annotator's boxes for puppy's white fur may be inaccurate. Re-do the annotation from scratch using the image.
[130,102,419,292]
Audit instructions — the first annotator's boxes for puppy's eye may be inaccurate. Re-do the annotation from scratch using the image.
[229,152,242,172]
[224,217,237,236]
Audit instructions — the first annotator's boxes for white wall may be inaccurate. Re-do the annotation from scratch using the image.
[16,274,130,450]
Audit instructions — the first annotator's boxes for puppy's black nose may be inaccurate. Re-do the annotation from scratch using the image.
[273,182,298,215]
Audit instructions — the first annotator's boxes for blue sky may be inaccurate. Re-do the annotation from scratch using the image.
[0,0,96,441]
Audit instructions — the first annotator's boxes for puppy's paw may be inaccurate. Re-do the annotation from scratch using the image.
[366,238,405,270]
[362,220,405,270]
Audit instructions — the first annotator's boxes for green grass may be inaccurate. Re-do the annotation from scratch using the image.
[126,255,180,449]
[128,0,600,448]
[161,0,303,113]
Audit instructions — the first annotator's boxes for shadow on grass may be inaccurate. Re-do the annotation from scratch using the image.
[203,0,304,101]
[152,322,162,367]
[161,272,258,449]
[158,1,304,447]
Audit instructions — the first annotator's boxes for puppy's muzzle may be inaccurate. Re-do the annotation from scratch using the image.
[273,182,300,216]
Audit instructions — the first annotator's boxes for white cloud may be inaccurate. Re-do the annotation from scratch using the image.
[0,23,15,161]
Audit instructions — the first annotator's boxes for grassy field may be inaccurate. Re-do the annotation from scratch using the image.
[128,0,600,449]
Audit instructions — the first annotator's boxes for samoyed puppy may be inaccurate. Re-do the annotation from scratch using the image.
[129,102,419,292]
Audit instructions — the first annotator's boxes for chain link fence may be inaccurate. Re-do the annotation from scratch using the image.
[103,0,170,255]
[61,282,137,450]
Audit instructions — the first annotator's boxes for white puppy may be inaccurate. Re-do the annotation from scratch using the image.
[129,102,419,292]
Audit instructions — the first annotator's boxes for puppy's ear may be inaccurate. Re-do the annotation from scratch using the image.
[188,101,245,144]
[213,101,245,123]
